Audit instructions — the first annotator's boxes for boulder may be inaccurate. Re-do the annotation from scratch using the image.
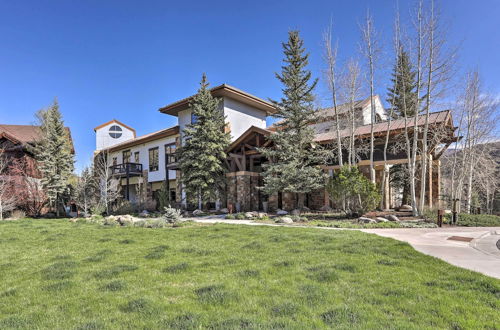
[358,217,376,224]
[399,204,413,211]
[219,208,229,214]
[291,209,301,215]
[244,212,255,219]
[375,217,389,223]
[386,214,400,222]
[278,217,293,224]
[276,209,288,215]
[192,209,204,216]
[320,205,333,212]
[257,212,268,219]
[106,215,117,221]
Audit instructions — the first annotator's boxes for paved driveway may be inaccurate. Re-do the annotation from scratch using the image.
[192,218,500,279]
[360,227,500,279]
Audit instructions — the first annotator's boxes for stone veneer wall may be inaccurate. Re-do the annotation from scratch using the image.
[226,172,260,212]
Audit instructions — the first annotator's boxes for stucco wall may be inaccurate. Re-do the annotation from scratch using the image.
[96,122,135,151]
[108,135,178,183]
[223,97,267,141]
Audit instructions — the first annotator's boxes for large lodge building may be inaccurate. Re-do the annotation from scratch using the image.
[94,84,458,212]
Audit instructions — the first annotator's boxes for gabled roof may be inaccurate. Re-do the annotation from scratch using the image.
[93,119,136,137]
[314,110,454,143]
[0,124,43,144]
[267,96,378,132]
[104,126,180,153]
[0,124,74,153]
[226,126,271,152]
[316,96,374,119]
[159,84,277,116]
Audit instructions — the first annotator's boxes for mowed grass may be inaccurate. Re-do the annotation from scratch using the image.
[0,220,499,329]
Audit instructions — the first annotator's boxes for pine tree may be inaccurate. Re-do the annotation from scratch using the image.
[178,74,231,210]
[386,49,419,118]
[35,100,74,216]
[260,31,326,208]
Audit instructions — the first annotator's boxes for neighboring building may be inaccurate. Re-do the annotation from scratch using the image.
[94,85,457,212]
[0,124,74,216]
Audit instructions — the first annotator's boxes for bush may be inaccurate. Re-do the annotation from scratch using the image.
[326,166,381,216]
[9,210,26,220]
[452,214,500,227]
[114,201,136,215]
[235,213,246,220]
[90,203,106,216]
[163,206,181,224]
[225,214,235,220]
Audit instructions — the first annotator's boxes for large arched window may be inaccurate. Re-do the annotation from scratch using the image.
[109,125,122,139]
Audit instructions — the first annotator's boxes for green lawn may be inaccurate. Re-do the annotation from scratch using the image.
[0,219,499,329]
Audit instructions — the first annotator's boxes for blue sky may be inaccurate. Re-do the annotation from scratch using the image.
[1,0,499,172]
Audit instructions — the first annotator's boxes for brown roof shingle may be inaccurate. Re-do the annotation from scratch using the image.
[313,110,453,143]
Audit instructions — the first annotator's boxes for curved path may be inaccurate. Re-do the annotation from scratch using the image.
[191,217,500,279]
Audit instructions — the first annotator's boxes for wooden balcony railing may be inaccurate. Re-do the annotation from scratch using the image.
[110,163,143,176]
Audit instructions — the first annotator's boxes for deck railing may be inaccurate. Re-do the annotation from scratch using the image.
[110,163,143,176]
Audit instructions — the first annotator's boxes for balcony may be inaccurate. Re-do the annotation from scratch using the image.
[110,163,143,177]
[166,153,178,169]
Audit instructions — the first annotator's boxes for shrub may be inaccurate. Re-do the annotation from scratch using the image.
[113,201,136,215]
[449,213,500,227]
[326,166,381,216]
[225,214,235,220]
[235,213,246,220]
[163,206,181,224]
[9,210,26,220]
[90,204,106,216]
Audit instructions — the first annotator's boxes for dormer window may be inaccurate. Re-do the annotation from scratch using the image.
[109,125,122,139]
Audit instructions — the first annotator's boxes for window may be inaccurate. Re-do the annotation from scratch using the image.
[165,143,177,164]
[109,125,122,139]
[191,112,198,124]
[122,150,131,164]
[134,151,140,163]
[149,147,159,172]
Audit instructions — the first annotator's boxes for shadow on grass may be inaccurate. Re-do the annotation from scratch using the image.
[41,261,78,280]
[93,265,138,279]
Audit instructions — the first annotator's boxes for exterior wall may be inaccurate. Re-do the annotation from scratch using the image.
[360,96,387,125]
[108,135,178,183]
[95,122,135,151]
[178,97,266,143]
[226,172,260,212]
[223,97,267,141]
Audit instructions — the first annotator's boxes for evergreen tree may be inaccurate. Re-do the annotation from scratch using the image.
[35,100,74,216]
[178,74,231,210]
[259,31,326,208]
[386,48,419,118]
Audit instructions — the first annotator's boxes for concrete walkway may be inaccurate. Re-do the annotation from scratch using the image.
[360,227,500,279]
[191,217,500,279]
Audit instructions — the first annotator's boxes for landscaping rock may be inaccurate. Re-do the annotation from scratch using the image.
[219,208,229,214]
[358,217,376,224]
[192,209,204,216]
[400,204,413,211]
[320,205,333,212]
[244,212,255,219]
[375,217,389,223]
[278,217,293,224]
[386,214,400,222]
[139,210,149,217]
[291,209,301,215]
[257,212,268,219]
[276,209,288,215]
